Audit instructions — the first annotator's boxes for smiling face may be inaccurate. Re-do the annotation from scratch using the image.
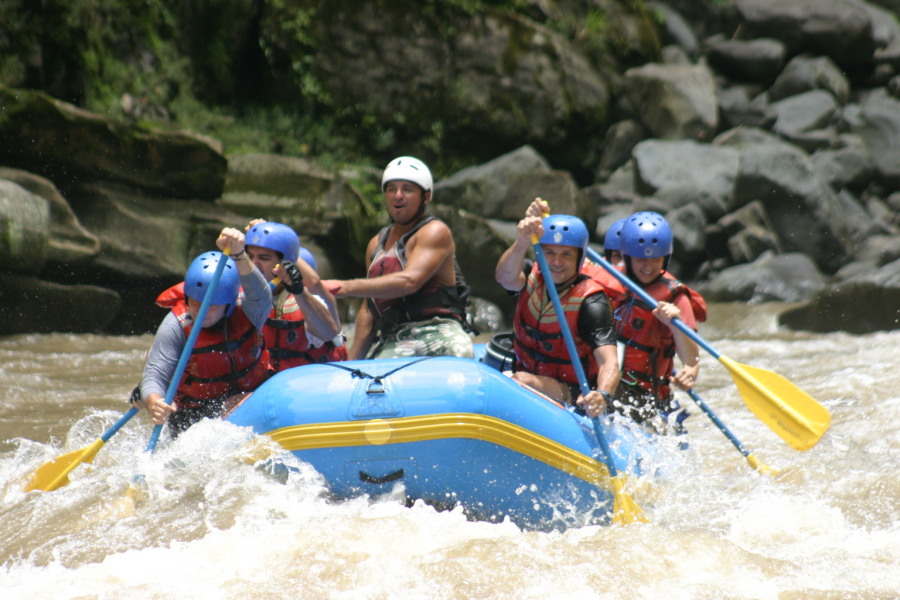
[384,180,428,225]
[541,244,580,286]
[187,298,228,328]
[246,245,282,282]
[629,255,666,284]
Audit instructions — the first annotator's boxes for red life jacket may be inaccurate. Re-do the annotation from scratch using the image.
[614,271,707,402]
[513,266,606,386]
[581,259,626,310]
[367,216,470,334]
[156,283,271,409]
[264,291,346,371]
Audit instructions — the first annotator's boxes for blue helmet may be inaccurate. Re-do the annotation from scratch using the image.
[540,214,590,269]
[297,246,317,271]
[245,222,299,263]
[184,251,240,314]
[620,211,673,259]
[604,217,627,252]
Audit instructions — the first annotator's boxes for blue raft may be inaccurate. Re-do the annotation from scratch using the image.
[225,354,655,530]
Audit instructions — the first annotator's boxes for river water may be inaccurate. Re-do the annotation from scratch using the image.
[0,303,897,599]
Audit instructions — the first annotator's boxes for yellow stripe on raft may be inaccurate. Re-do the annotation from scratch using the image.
[263,413,615,488]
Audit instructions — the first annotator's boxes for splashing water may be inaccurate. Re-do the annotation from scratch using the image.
[1,305,898,599]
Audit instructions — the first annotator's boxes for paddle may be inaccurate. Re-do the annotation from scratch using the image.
[531,232,646,525]
[682,383,776,475]
[24,406,140,492]
[584,247,830,451]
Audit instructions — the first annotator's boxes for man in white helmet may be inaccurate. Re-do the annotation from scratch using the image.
[325,156,474,360]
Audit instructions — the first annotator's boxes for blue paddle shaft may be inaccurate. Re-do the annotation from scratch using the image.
[144,250,231,453]
[584,248,720,360]
[532,241,622,479]
[101,407,140,444]
[685,387,750,458]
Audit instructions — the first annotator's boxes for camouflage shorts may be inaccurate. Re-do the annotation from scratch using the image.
[369,317,474,360]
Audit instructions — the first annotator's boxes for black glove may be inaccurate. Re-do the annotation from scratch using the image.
[281,260,304,294]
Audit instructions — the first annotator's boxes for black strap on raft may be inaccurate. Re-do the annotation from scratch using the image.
[359,469,405,484]
[325,356,439,394]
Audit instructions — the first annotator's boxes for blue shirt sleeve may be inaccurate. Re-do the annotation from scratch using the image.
[140,311,185,401]
[238,266,273,332]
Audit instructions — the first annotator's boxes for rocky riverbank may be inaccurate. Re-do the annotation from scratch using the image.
[1,0,898,336]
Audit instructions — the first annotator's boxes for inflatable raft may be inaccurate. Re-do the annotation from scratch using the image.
[225,351,655,531]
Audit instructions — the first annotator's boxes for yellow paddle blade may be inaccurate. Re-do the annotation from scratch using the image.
[720,355,830,451]
[24,438,105,492]
[746,453,778,476]
[610,476,648,525]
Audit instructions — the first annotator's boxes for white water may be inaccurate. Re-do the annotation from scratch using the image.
[1,304,898,599]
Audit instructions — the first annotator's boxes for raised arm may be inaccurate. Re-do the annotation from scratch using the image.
[495,198,549,291]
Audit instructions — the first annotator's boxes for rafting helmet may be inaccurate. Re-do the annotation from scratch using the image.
[620,211,673,271]
[604,217,627,251]
[603,217,627,260]
[540,214,590,270]
[382,156,433,198]
[184,251,240,315]
[245,221,300,263]
[298,246,317,271]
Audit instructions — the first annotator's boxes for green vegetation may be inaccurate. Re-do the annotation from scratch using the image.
[0,0,656,174]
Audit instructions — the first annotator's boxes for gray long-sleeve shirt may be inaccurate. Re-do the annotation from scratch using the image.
[140,267,272,401]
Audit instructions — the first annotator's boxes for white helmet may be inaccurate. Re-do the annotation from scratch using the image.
[381,156,433,197]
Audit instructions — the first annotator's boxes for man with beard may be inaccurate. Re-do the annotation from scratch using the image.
[326,156,474,360]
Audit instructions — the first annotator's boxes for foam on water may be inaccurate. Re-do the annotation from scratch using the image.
[1,321,899,599]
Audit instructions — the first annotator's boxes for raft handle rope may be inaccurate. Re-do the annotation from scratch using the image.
[325,356,440,395]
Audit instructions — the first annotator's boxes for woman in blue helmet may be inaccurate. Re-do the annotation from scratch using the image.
[135,227,273,436]
[495,198,620,418]
[244,220,345,370]
[612,211,705,431]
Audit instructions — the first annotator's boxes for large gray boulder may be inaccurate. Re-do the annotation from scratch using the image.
[731,136,853,273]
[0,168,100,264]
[222,153,369,239]
[770,90,839,152]
[778,258,900,333]
[695,251,827,303]
[0,87,227,200]
[622,62,719,140]
[435,146,551,218]
[1,179,49,274]
[848,90,900,189]
[0,274,121,334]
[704,36,786,84]
[768,55,851,104]
[632,139,740,206]
[731,0,877,70]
